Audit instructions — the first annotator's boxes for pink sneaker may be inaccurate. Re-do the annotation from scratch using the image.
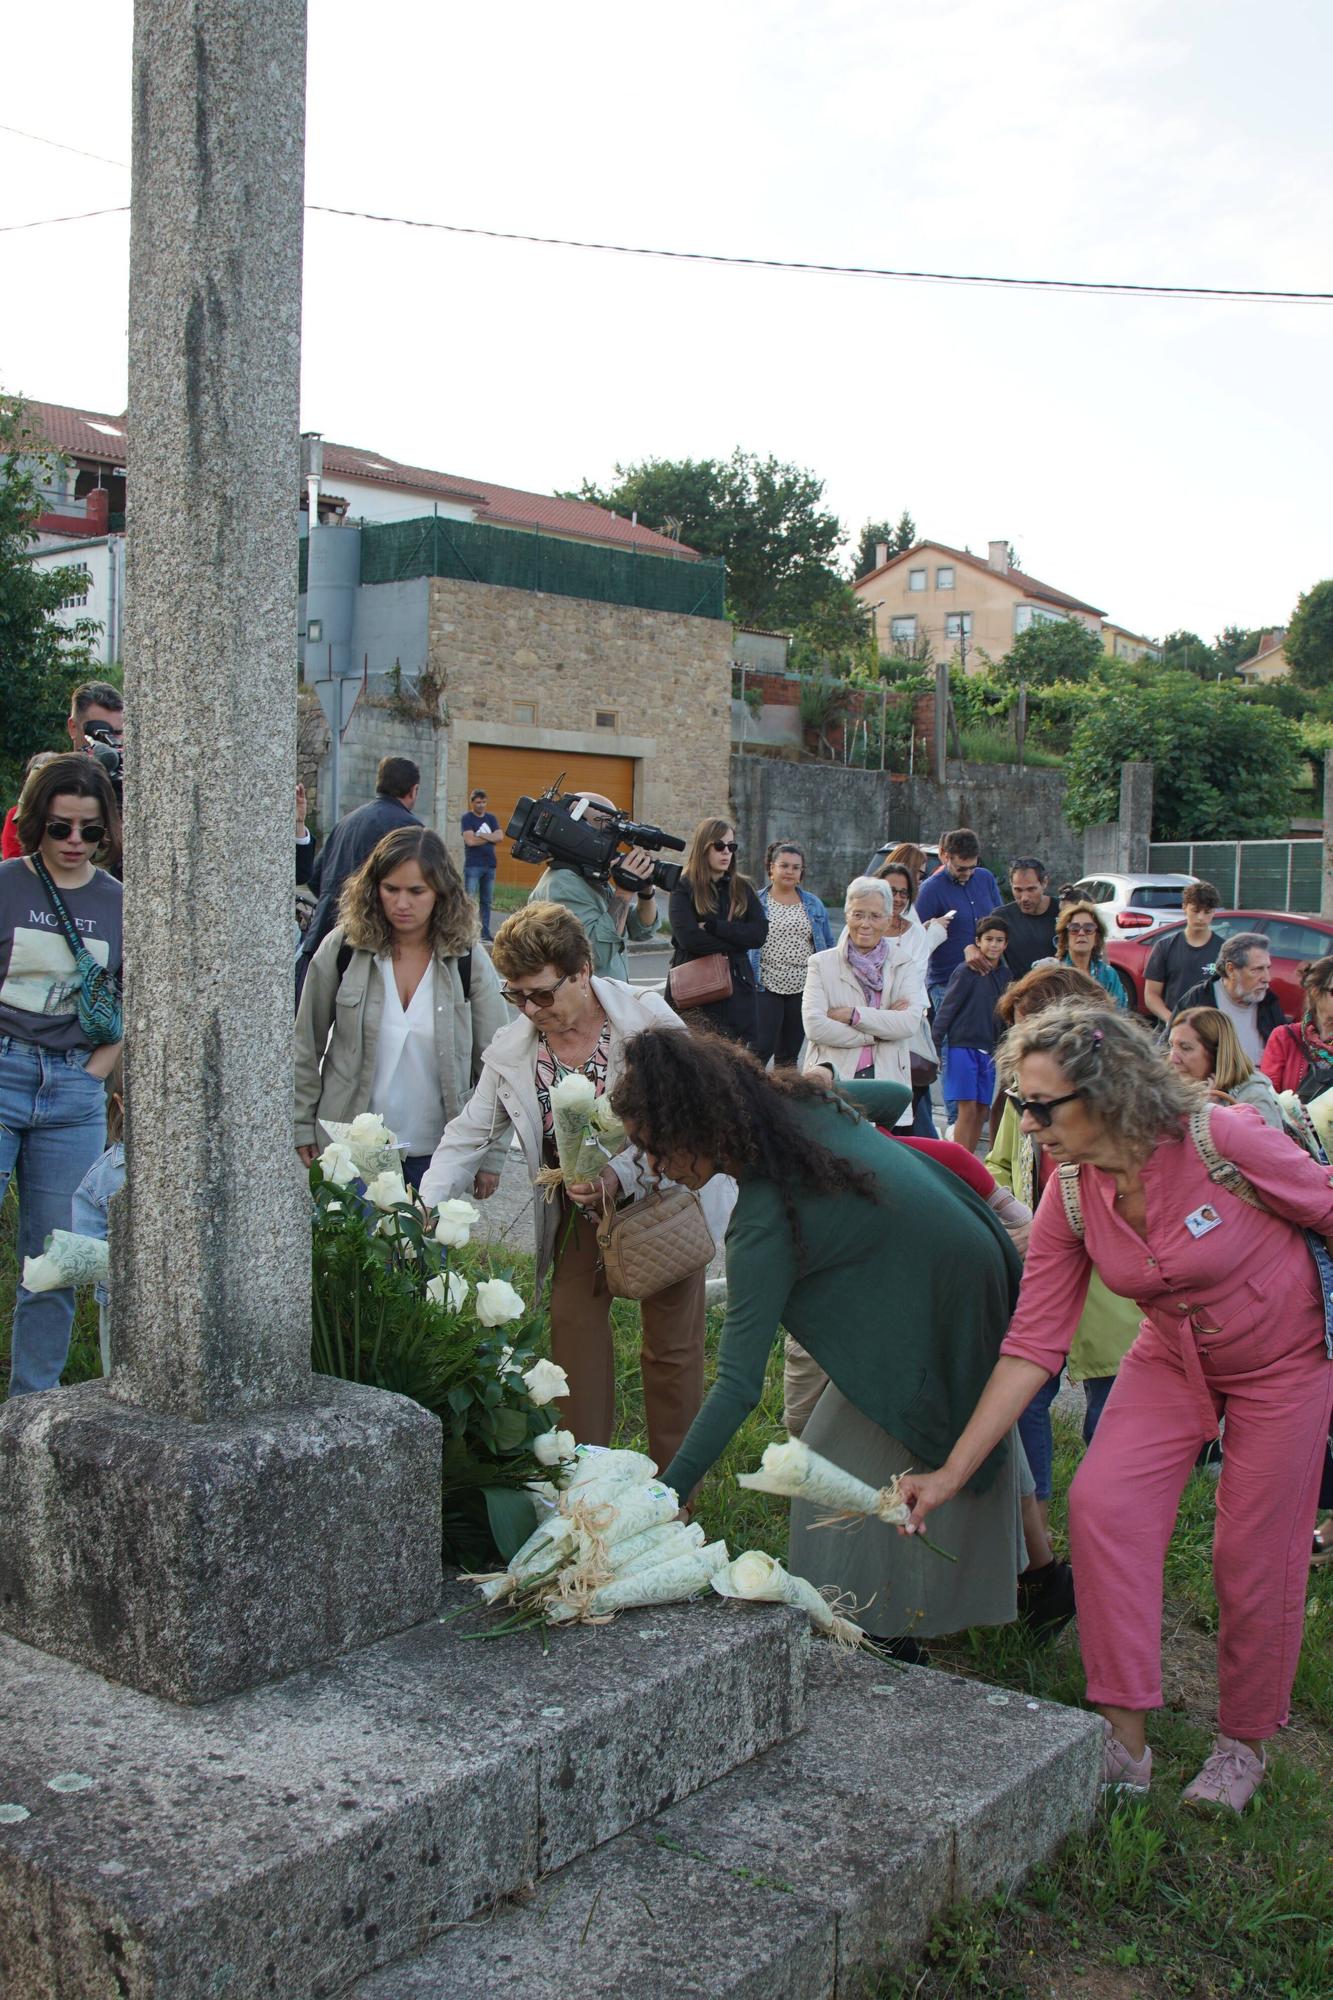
[1101,1721,1152,1793]
[1181,1734,1266,1812]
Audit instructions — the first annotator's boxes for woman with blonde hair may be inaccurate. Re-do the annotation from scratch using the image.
[667,816,767,1049]
[1168,1007,1285,1130]
[1055,900,1128,1008]
[295,825,508,1188]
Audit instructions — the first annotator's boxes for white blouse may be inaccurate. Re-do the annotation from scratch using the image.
[369,957,446,1157]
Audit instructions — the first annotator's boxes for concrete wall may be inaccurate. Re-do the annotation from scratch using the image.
[430,576,733,862]
[729,754,1082,902]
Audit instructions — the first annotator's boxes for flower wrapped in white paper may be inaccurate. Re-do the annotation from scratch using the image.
[564,1445,658,1491]
[712,1548,867,1648]
[546,1540,729,1622]
[319,1112,401,1183]
[536,1071,628,1195]
[737,1438,957,1561]
[22,1230,110,1293]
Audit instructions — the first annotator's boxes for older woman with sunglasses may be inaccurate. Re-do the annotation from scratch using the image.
[900,1001,1333,1814]
[421,900,733,1471]
[1055,900,1128,1009]
[0,753,122,1395]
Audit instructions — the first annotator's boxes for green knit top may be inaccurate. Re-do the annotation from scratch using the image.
[662,1081,1022,1501]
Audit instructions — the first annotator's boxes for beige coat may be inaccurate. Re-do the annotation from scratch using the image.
[293,923,509,1151]
[801,930,926,1098]
[420,977,735,1295]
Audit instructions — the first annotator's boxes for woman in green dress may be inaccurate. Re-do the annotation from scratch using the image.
[611,1027,1027,1649]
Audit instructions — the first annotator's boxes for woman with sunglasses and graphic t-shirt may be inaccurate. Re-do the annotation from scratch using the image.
[421,900,735,1472]
[667,818,768,1051]
[0,754,122,1395]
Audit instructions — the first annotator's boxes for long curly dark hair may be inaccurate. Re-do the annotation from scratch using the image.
[611,1026,881,1248]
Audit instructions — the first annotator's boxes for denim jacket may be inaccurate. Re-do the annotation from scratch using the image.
[70,1140,124,1310]
[749,886,835,992]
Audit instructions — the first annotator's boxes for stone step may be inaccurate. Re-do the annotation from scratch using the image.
[349,1648,1102,1998]
[0,1590,809,2000]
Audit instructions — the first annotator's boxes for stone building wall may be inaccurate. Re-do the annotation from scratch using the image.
[428,577,733,850]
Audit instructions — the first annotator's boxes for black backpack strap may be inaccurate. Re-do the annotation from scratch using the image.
[336,943,353,985]
[458,949,472,1002]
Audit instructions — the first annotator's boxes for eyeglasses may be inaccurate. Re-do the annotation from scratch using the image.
[46,820,105,844]
[500,973,574,1011]
[712,840,738,853]
[1006,1089,1084,1128]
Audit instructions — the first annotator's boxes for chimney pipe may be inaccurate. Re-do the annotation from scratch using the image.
[875,541,889,569]
[988,540,1009,574]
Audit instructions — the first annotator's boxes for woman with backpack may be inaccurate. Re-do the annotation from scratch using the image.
[899,1001,1333,1814]
[1260,956,1333,1102]
[294,826,507,1189]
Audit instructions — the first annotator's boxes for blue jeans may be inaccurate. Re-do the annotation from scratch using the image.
[1019,1370,1117,1500]
[928,981,956,1122]
[1081,1373,1115,1445]
[465,866,494,938]
[0,1037,108,1397]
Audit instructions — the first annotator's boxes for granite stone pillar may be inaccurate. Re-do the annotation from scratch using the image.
[0,0,441,1703]
[1116,760,1154,873]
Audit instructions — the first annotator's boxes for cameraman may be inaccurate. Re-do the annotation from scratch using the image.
[529,791,658,980]
[67,680,126,759]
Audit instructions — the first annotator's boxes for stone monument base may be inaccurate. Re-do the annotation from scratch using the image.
[0,1378,442,1704]
[0,1587,809,1999]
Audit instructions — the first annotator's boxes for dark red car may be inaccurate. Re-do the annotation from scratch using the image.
[1107,909,1333,1020]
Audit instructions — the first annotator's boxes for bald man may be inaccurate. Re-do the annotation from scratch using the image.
[528,791,659,978]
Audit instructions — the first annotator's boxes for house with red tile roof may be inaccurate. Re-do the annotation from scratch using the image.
[852,536,1111,669]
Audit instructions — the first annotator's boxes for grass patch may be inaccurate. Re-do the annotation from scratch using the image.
[957,724,1065,770]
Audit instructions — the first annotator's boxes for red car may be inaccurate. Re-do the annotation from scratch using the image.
[1107,909,1333,1020]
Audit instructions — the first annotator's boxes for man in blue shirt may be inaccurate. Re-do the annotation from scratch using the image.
[460,787,503,941]
[914,828,1003,1126]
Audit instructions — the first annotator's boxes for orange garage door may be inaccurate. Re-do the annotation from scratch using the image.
[467,746,637,889]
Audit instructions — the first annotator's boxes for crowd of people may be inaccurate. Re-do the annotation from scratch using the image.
[4,727,1331,1816]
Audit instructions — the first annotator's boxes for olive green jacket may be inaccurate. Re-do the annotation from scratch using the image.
[662,1081,1021,1500]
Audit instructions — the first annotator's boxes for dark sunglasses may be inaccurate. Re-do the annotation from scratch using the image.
[500,973,574,1011]
[1006,1089,1083,1128]
[1066,921,1099,934]
[712,839,739,853]
[46,820,105,844]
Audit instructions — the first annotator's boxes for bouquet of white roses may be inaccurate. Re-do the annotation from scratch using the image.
[712,1548,867,1649]
[535,1072,628,1197]
[317,1110,403,1186]
[738,1437,957,1561]
[22,1229,110,1294]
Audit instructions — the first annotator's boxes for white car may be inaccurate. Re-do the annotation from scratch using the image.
[1069,871,1198,938]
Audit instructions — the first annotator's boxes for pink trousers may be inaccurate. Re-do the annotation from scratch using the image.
[1068,1299,1333,1741]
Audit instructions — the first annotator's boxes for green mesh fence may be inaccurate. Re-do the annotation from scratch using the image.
[354,516,726,620]
[1149,841,1321,913]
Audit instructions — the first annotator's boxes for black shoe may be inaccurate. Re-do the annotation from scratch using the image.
[1018,1557,1076,1643]
[866,1633,931,1666]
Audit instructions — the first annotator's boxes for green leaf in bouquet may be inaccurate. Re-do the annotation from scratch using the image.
[447,1384,473,1415]
[483,1486,539,1562]
[490,1405,530,1453]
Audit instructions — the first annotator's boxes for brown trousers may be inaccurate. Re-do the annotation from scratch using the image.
[548,1200,706,1475]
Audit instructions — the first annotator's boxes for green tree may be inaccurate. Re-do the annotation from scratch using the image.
[1063,674,1302,841]
[999,617,1104,686]
[1158,629,1216,678]
[852,518,895,578]
[0,393,102,798]
[1286,580,1333,690]
[1213,625,1265,674]
[893,509,917,554]
[570,449,843,631]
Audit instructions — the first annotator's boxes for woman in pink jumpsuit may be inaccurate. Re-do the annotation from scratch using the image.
[900,1001,1333,1812]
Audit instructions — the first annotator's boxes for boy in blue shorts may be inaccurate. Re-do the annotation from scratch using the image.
[930,912,1012,1154]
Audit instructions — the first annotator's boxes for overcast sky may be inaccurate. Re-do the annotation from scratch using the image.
[3,0,1330,642]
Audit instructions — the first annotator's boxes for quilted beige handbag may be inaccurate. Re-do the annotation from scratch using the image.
[596,1182,716,1300]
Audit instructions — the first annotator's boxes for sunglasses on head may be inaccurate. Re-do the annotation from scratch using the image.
[499,972,574,1011]
[46,820,105,844]
[1006,1088,1084,1128]
[712,839,738,853]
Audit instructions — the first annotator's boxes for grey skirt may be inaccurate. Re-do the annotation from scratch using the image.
[788,1382,1026,1640]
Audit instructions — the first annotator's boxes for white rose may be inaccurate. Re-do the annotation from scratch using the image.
[326,1200,343,1214]
[348,1111,395,1144]
[476,1277,526,1328]
[317,1141,357,1187]
[496,1342,521,1376]
[762,1438,811,1482]
[427,1271,470,1311]
[550,1072,597,1111]
[433,1198,480,1248]
[522,1357,569,1405]
[21,1253,65,1294]
[533,1428,577,1467]
[729,1550,780,1597]
[364,1170,409,1211]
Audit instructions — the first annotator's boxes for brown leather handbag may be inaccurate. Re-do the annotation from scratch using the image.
[596,1182,716,1300]
[667,953,733,1009]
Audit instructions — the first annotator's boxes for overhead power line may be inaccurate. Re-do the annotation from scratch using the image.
[0,119,1327,306]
